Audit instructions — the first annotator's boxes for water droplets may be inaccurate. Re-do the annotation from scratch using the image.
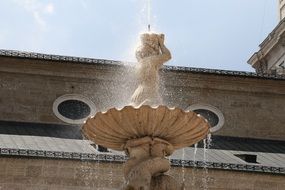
[181,148,186,183]
[191,134,212,189]
[202,134,212,190]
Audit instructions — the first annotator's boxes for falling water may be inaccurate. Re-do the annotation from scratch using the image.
[193,143,198,164]
[203,139,207,163]
[202,139,208,190]
[202,134,212,190]
[181,148,186,183]
[207,133,212,149]
[79,159,92,187]
[106,153,115,187]
[109,162,114,187]
[191,143,198,187]
[147,0,151,31]
[95,151,101,188]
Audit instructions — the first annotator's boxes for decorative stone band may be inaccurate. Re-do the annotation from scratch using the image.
[1,49,284,80]
[0,148,284,175]
[0,147,127,161]
[0,49,122,65]
[164,66,285,80]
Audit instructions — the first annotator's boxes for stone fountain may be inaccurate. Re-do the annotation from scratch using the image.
[82,32,210,190]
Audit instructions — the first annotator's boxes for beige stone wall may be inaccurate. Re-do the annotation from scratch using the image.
[162,70,285,140]
[0,157,284,190]
[0,57,285,140]
[0,57,135,124]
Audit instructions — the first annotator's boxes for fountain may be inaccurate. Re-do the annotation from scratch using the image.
[82,32,210,189]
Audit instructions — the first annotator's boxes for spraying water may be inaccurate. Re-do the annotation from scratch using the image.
[202,134,212,190]
[203,139,207,164]
[95,153,100,188]
[181,148,186,183]
[193,143,198,164]
[202,139,208,190]
[207,133,212,149]
[147,0,151,31]
[191,143,198,187]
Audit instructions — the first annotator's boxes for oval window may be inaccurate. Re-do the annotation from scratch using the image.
[194,109,219,127]
[187,104,224,133]
[53,94,96,124]
[58,100,91,120]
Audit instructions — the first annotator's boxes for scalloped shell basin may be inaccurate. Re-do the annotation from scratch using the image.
[82,105,210,151]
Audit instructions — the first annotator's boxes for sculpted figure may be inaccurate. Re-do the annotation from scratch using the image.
[131,33,171,107]
[122,137,184,190]
[122,33,185,190]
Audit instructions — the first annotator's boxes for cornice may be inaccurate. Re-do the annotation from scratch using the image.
[259,18,285,50]
[0,49,122,66]
[248,18,285,67]
[1,49,284,80]
[0,148,284,175]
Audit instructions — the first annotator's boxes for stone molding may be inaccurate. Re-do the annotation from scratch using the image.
[1,49,284,80]
[0,147,284,175]
[0,49,122,65]
[248,18,285,74]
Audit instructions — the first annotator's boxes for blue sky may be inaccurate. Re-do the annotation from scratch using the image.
[0,0,279,71]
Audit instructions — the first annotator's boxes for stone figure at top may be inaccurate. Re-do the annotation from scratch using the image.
[131,33,171,107]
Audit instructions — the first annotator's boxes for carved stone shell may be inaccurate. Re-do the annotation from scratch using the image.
[82,105,210,151]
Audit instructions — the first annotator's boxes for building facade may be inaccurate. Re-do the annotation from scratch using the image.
[0,49,284,190]
[1,3,285,190]
[248,18,285,76]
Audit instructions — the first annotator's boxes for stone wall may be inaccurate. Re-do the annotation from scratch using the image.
[162,70,285,140]
[0,157,284,190]
[0,57,135,123]
[1,56,285,140]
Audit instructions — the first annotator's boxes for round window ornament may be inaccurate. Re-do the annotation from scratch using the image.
[187,104,224,133]
[53,94,96,124]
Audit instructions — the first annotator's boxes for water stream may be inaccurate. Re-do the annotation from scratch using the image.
[191,143,198,187]
[202,134,212,190]
[202,139,208,189]
[147,0,151,31]
[108,154,114,188]
[194,143,198,163]
[95,152,101,188]
[181,148,186,183]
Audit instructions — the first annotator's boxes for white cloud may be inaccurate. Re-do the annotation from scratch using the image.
[12,0,54,30]
[44,3,54,14]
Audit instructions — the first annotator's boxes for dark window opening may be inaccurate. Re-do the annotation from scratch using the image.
[193,109,219,127]
[58,99,91,120]
[98,145,109,152]
[91,144,109,152]
[235,154,259,164]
